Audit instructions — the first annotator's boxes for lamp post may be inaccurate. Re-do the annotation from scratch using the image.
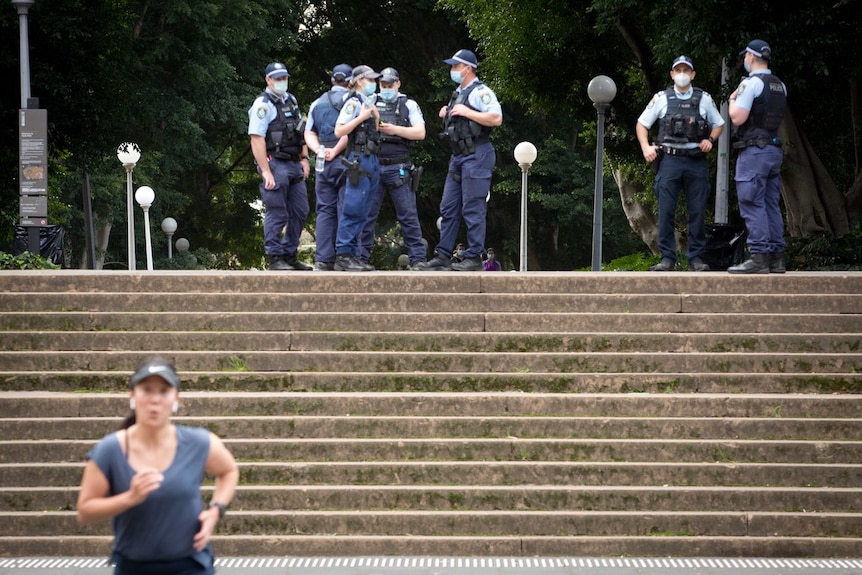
[117,142,141,270]
[11,0,35,109]
[176,238,190,253]
[587,75,617,272]
[134,185,155,271]
[513,141,537,272]
[161,217,177,259]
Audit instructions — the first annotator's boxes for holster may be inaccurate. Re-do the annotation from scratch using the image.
[410,165,423,193]
[651,147,664,175]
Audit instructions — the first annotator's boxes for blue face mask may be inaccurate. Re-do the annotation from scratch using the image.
[379,88,397,102]
[450,70,463,84]
[743,59,751,73]
[362,82,377,96]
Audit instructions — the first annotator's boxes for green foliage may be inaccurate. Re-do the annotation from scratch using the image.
[785,224,862,271]
[0,252,60,270]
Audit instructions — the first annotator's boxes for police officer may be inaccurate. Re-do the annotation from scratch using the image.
[728,40,788,274]
[248,62,312,271]
[332,65,382,272]
[636,55,724,272]
[415,49,502,272]
[359,67,427,268]
[304,63,352,271]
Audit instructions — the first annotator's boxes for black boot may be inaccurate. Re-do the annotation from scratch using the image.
[269,255,294,271]
[728,253,770,274]
[769,252,786,274]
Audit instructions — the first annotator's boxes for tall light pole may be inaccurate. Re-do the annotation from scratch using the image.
[161,217,177,259]
[117,143,141,270]
[12,0,35,109]
[513,141,537,272]
[587,75,617,272]
[134,185,155,271]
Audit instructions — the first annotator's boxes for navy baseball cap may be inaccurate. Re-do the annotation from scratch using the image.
[380,67,399,83]
[352,65,381,80]
[265,62,289,79]
[130,356,181,390]
[444,49,478,68]
[331,63,352,81]
[671,55,694,70]
[739,39,771,60]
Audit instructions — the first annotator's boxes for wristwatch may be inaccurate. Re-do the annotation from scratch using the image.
[210,501,227,519]
[708,136,717,145]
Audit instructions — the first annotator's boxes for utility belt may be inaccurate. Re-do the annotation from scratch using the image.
[660,145,705,158]
[352,140,379,157]
[378,156,410,166]
[732,137,783,149]
[450,135,490,156]
[270,151,303,161]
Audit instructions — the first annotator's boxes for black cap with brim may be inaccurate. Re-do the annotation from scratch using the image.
[130,356,181,390]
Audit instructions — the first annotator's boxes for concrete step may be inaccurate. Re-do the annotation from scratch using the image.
[1,350,859,375]
[1,533,860,557]
[3,311,861,333]
[2,292,861,314]
[3,437,860,465]
[3,392,860,419]
[3,415,860,441]
[3,331,861,354]
[3,461,859,489]
[4,510,862,538]
[3,484,859,513]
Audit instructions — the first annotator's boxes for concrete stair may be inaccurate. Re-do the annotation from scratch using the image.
[0,270,860,558]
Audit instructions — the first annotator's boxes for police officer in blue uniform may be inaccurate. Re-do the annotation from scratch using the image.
[359,67,427,268]
[304,64,352,271]
[332,65,382,272]
[636,55,725,272]
[248,62,312,271]
[728,40,788,274]
[415,49,503,272]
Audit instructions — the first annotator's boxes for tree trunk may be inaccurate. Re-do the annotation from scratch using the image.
[80,221,112,270]
[779,108,849,238]
[612,168,659,255]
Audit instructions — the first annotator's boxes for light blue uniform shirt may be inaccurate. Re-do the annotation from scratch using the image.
[734,69,787,112]
[638,86,724,149]
[456,79,502,117]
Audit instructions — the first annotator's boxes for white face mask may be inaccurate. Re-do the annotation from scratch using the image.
[674,73,692,89]
[273,80,288,95]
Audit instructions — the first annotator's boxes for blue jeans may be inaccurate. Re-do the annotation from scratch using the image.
[735,145,785,254]
[335,152,379,257]
[654,154,709,262]
[435,142,495,260]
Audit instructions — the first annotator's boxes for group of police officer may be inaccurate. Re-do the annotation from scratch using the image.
[247,49,503,272]
[250,39,786,274]
[637,38,788,274]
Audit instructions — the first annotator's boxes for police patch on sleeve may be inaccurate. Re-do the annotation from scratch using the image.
[737,83,746,96]
[345,102,357,115]
[256,106,267,119]
[480,90,492,105]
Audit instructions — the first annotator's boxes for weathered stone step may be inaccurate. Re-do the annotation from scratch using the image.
[4,392,859,419]
[3,416,860,441]
[1,533,860,558]
[2,292,860,314]
[2,371,859,393]
[4,485,858,513]
[3,438,859,464]
[2,350,859,374]
[2,311,861,333]
[4,461,859,488]
[5,510,862,538]
[3,331,861,354]
[2,270,860,296]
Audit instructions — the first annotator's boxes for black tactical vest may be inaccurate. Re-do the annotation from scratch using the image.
[735,73,787,142]
[657,87,711,145]
[346,92,381,156]
[376,95,412,158]
[263,92,305,158]
[443,81,492,155]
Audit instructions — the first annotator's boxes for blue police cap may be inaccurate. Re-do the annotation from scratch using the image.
[671,55,695,70]
[739,39,771,61]
[443,49,478,68]
[265,62,289,79]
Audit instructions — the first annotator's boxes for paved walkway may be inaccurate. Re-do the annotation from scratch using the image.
[1,557,861,575]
